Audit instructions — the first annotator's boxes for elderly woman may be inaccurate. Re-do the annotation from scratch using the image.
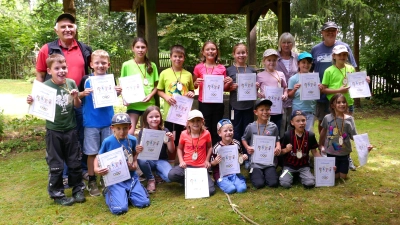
[276,32,298,137]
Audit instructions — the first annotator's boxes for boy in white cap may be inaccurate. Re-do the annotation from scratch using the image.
[94,113,150,215]
[167,109,216,196]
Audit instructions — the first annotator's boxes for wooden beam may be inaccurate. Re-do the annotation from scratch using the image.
[136,5,145,38]
[240,0,276,14]
[132,0,143,11]
[277,0,290,36]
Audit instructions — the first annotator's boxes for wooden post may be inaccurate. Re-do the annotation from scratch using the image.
[136,5,145,38]
[277,0,290,36]
[144,0,160,107]
[353,12,361,107]
[247,11,257,67]
[63,0,77,39]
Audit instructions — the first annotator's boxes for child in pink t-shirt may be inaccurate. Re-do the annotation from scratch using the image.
[167,110,216,196]
[193,41,233,145]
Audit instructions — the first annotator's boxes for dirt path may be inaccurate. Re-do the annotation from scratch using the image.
[0,94,28,118]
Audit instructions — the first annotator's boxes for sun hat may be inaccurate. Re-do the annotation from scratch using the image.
[263,49,279,58]
[187,110,204,121]
[111,113,131,125]
[298,52,313,61]
[321,21,338,31]
[332,45,348,54]
[217,119,233,131]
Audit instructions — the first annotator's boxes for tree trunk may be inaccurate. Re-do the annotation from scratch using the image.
[353,10,361,107]
[63,0,78,40]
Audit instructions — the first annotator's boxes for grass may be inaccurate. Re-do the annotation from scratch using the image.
[0,79,33,97]
[0,80,400,224]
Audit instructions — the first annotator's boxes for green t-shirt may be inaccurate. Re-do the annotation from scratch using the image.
[157,68,195,119]
[120,59,159,111]
[44,78,77,131]
[322,64,355,106]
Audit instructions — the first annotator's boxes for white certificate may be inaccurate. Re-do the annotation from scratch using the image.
[202,75,224,103]
[353,133,370,167]
[166,94,194,126]
[299,73,320,100]
[237,73,257,101]
[314,157,335,187]
[185,168,210,199]
[90,74,118,108]
[137,128,166,160]
[263,86,283,114]
[98,147,131,187]
[29,80,57,122]
[348,71,371,98]
[218,145,240,178]
[119,75,146,104]
[251,135,275,165]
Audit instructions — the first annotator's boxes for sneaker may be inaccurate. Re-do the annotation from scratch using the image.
[155,174,164,184]
[87,181,101,197]
[99,177,105,187]
[146,179,156,193]
[349,157,357,171]
[139,175,146,182]
[73,191,86,203]
[63,177,70,189]
[54,197,75,206]
[102,187,108,197]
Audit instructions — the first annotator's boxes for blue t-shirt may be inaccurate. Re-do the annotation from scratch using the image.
[79,74,114,128]
[311,41,357,102]
[99,134,137,178]
[288,73,316,113]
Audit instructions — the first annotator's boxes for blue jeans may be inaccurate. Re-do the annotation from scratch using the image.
[231,106,254,155]
[304,111,315,132]
[217,174,247,194]
[137,159,172,182]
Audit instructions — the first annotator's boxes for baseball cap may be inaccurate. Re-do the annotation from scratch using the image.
[217,119,232,131]
[321,21,338,31]
[254,98,273,109]
[291,110,307,120]
[263,49,278,58]
[187,110,204,121]
[332,45,348,54]
[56,13,76,24]
[298,52,313,61]
[112,113,131,125]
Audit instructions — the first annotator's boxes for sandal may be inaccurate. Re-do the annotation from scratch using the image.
[146,179,156,193]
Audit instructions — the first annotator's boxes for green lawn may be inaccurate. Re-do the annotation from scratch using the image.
[0,79,33,97]
[0,80,399,224]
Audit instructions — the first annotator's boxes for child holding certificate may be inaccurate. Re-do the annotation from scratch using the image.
[94,113,150,215]
[321,45,370,170]
[280,110,321,188]
[288,52,324,131]
[226,43,259,169]
[242,99,281,188]
[211,119,248,194]
[136,106,175,193]
[157,45,195,147]
[78,50,122,197]
[193,41,233,145]
[318,94,373,180]
[27,54,85,206]
[168,110,216,196]
[120,37,159,135]
[256,49,288,133]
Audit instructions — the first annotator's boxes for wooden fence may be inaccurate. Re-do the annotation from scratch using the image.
[370,74,400,98]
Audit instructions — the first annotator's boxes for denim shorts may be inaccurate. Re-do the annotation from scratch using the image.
[83,127,112,155]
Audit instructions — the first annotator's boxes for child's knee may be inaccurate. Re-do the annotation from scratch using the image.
[109,205,128,215]
[236,183,247,193]
[280,179,292,188]
[132,198,150,208]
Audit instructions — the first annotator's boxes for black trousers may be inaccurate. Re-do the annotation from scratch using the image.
[198,101,225,146]
[46,128,84,198]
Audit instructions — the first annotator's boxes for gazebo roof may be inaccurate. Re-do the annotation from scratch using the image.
[109,0,273,15]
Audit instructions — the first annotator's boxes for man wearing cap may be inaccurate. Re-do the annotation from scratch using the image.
[311,21,357,132]
[35,13,92,184]
[36,13,92,85]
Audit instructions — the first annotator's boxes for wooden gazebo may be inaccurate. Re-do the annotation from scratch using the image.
[109,0,290,67]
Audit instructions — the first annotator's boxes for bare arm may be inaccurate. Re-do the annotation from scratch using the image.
[36,71,46,82]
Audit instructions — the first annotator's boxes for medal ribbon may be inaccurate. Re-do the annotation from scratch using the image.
[134,59,147,80]
[334,116,345,137]
[204,63,215,74]
[256,122,267,135]
[191,133,200,154]
[51,78,70,94]
[114,134,133,154]
[267,71,281,87]
[294,130,305,154]
[335,65,347,84]
[234,63,247,74]
[171,67,183,84]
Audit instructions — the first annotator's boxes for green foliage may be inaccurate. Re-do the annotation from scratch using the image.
[0,109,4,138]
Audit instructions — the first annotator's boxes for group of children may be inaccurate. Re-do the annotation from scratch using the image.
[27,37,373,215]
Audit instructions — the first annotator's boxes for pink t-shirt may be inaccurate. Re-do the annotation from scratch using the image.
[179,130,211,167]
[257,70,287,115]
[193,63,226,102]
